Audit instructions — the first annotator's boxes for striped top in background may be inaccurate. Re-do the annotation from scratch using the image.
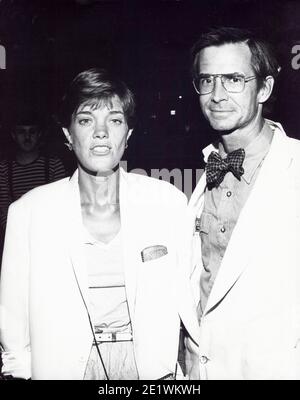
[0,156,67,230]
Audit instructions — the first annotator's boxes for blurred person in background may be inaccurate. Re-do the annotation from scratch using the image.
[0,117,66,264]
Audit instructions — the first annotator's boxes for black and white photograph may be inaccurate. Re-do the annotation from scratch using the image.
[0,0,300,387]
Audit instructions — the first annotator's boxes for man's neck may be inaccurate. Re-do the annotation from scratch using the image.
[220,116,264,153]
[15,150,40,165]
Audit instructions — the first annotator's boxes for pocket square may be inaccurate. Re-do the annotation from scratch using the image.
[141,245,168,262]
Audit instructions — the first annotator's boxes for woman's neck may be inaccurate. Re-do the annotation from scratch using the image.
[78,166,120,208]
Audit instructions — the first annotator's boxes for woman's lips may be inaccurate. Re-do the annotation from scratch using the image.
[91,145,111,155]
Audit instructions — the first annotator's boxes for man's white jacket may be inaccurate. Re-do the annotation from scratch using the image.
[188,120,300,379]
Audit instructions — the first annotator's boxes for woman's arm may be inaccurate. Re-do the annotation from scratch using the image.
[0,199,31,379]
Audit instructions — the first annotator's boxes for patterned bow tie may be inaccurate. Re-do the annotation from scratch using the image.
[206,148,245,189]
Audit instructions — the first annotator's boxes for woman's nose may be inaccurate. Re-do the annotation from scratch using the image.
[93,125,108,138]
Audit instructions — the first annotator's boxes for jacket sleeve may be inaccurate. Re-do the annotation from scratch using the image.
[0,199,31,379]
[0,160,11,232]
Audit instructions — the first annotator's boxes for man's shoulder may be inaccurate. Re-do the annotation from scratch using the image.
[282,135,300,164]
[0,158,10,169]
[287,136,300,150]
[48,156,65,166]
[268,119,300,155]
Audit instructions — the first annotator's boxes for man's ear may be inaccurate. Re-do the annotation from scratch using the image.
[258,76,274,104]
[62,127,72,144]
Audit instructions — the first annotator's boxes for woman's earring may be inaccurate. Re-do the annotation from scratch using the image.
[125,142,128,149]
[65,141,73,151]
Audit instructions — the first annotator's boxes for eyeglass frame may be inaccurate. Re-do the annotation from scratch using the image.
[192,73,257,95]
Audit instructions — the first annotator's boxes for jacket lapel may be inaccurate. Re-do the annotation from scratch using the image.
[204,124,293,315]
[119,168,139,324]
[188,172,206,279]
[65,171,91,314]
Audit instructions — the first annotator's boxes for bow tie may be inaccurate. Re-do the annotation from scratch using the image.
[206,148,245,189]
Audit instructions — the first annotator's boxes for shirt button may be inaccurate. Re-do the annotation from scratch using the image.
[199,355,208,364]
[226,191,232,197]
[220,226,226,233]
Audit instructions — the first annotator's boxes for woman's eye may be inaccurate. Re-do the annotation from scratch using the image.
[78,118,92,126]
[110,119,123,125]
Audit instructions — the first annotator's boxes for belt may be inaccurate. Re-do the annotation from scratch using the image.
[94,331,133,343]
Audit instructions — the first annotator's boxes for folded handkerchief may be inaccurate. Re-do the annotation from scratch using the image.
[141,245,168,262]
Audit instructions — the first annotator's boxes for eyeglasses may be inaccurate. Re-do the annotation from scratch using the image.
[192,73,257,95]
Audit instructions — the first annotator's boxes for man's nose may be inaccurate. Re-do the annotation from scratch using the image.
[211,77,228,103]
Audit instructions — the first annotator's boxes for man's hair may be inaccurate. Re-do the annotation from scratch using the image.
[59,68,136,129]
[191,27,281,89]
[9,115,42,135]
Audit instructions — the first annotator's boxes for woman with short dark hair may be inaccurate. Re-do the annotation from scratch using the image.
[0,68,199,380]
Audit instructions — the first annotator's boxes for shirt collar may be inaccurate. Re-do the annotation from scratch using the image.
[202,120,274,185]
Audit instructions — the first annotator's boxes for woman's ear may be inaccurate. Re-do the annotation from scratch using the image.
[62,127,72,144]
[258,76,274,104]
[127,128,133,141]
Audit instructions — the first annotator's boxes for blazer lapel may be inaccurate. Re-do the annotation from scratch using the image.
[204,125,293,315]
[119,168,139,324]
[65,171,91,313]
[189,171,206,217]
[188,172,206,279]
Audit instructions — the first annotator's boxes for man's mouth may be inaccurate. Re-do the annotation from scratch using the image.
[210,109,233,112]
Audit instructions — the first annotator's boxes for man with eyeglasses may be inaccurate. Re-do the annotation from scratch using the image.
[185,27,300,379]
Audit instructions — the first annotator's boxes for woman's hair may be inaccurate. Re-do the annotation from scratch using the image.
[191,27,281,89]
[59,68,136,128]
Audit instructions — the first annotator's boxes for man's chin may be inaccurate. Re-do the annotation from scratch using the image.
[21,147,36,153]
[208,120,236,134]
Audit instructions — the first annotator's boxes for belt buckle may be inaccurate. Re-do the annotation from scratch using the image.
[94,331,132,343]
[95,332,112,342]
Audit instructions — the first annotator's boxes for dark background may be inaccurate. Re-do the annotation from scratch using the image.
[0,0,300,175]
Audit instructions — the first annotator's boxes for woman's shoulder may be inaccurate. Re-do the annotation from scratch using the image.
[124,170,187,204]
[14,176,70,205]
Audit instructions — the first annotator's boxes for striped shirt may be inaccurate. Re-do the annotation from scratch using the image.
[0,155,67,230]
